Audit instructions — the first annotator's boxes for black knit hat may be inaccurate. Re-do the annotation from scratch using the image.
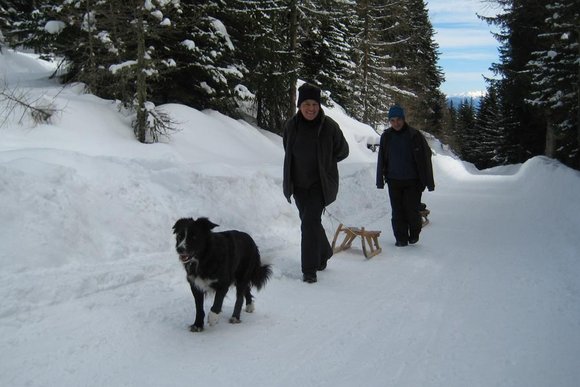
[297,83,321,107]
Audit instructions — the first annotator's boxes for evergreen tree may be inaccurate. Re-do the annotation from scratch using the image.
[49,0,192,142]
[455,98,477,160]
[0,4,7,50]
[18,1,243,141]
[0,1,36,47]
[3,0,450,142]
[352,0,412,128]
[439,99,458,150]
[157,2,242,114]
[527,0,579,169]
[482,0,549,163]
[448,101,459,150]
[2,1,56,57]
[221,0,296,134]
[398,0,445,134]
[297,0,358,111]
[474,83,506,168]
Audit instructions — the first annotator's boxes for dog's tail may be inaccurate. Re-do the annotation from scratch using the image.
[251,264,272,291]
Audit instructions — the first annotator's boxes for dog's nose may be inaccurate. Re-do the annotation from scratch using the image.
[176,246,185,254]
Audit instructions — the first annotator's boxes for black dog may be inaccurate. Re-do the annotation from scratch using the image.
[172,217,271,332]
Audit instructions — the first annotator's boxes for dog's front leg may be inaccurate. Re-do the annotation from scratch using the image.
[208,287,228,326]
[189,284,205,332]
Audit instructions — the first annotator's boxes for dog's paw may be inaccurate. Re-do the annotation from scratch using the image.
[208,311,220,326]
[245,303,255,313]
[229,317,241,324]
[189,324,204,332]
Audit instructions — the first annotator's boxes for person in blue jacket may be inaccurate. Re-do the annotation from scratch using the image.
[283,83,349,283]
[376,105,434,246]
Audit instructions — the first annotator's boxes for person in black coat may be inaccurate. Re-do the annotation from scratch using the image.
[376,105,434,246]
[283,83,349,283]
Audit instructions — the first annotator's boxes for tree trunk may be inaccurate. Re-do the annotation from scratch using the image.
[288,0,298,116]
[135,7,147,143]
[577,25,580,169]
[544,117,555,158]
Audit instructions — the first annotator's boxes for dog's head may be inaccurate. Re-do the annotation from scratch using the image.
[172,217,219,263]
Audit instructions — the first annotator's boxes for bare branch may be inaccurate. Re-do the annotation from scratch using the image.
[0,81,60,127]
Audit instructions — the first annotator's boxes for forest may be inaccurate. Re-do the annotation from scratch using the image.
[1,0,578,170]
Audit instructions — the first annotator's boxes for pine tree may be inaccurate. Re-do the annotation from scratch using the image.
[3,1,57,57]
[0,2,12,48]
[221,0,296,134]
[0,1,35,47]
[297,0,358,111]
[397,0,445,134]
[455,99,477,161]
[482,0,550,163]
[474,83,506,168]
[4,0,450,142]
[352,0,412,128]
[158,2,242,115]
[20,1,243,142]
[52,0,190,142]
[439,99,458,150]
[527,0,579,169]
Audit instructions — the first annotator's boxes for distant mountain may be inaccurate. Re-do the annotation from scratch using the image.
[446,91,484,109]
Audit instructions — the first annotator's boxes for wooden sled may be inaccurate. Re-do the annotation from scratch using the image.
[419,203,430,226]
[331,223,382,259]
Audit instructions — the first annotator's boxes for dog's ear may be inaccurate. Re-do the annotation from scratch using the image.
[172,218,192,234]
[197,217,219,230]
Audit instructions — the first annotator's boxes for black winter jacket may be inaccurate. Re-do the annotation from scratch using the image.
[376,124,435,192]
[283,110,349,206]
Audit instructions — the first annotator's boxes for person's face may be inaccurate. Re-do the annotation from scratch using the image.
[299,100,320,121]
[389,117,405,131]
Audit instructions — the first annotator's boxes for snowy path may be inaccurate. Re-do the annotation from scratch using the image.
[2,158,579,387]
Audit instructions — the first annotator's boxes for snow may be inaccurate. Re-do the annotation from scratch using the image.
[44,20,66,35]
[210,17,235,51]
[1,49,580,387]
[181,39,196,51]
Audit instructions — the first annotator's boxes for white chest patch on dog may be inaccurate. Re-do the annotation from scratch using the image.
[189,276,217,292]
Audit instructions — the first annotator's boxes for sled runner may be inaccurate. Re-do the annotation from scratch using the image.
[419,203,430,226]
[331,224,382,259]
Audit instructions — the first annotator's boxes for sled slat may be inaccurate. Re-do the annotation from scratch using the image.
[332,224,382,259]
[420,209,430,226]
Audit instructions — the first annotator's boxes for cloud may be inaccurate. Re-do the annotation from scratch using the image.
[427,0,501,23]
[435,27,497,49]
[445,71,493,82]
[428,0,500,50]
[441,52,497,61]
[426,0,502,95]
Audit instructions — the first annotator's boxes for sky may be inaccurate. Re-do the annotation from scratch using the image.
[426,0,502,97]
[1,50,580,387]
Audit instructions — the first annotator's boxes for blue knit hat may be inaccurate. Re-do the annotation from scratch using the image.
[388,105,405,119]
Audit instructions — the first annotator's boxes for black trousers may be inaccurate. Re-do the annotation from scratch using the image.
[293,184,333,275]
[387,179,423,243]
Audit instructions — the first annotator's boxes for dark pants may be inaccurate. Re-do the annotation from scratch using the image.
[293,184,333,275]
[387,179,423,243]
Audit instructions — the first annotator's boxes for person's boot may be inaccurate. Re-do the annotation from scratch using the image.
[409,229,420,244]
[302,273,317,283]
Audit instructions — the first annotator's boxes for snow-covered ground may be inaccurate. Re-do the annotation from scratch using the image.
[1,50,579,387]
